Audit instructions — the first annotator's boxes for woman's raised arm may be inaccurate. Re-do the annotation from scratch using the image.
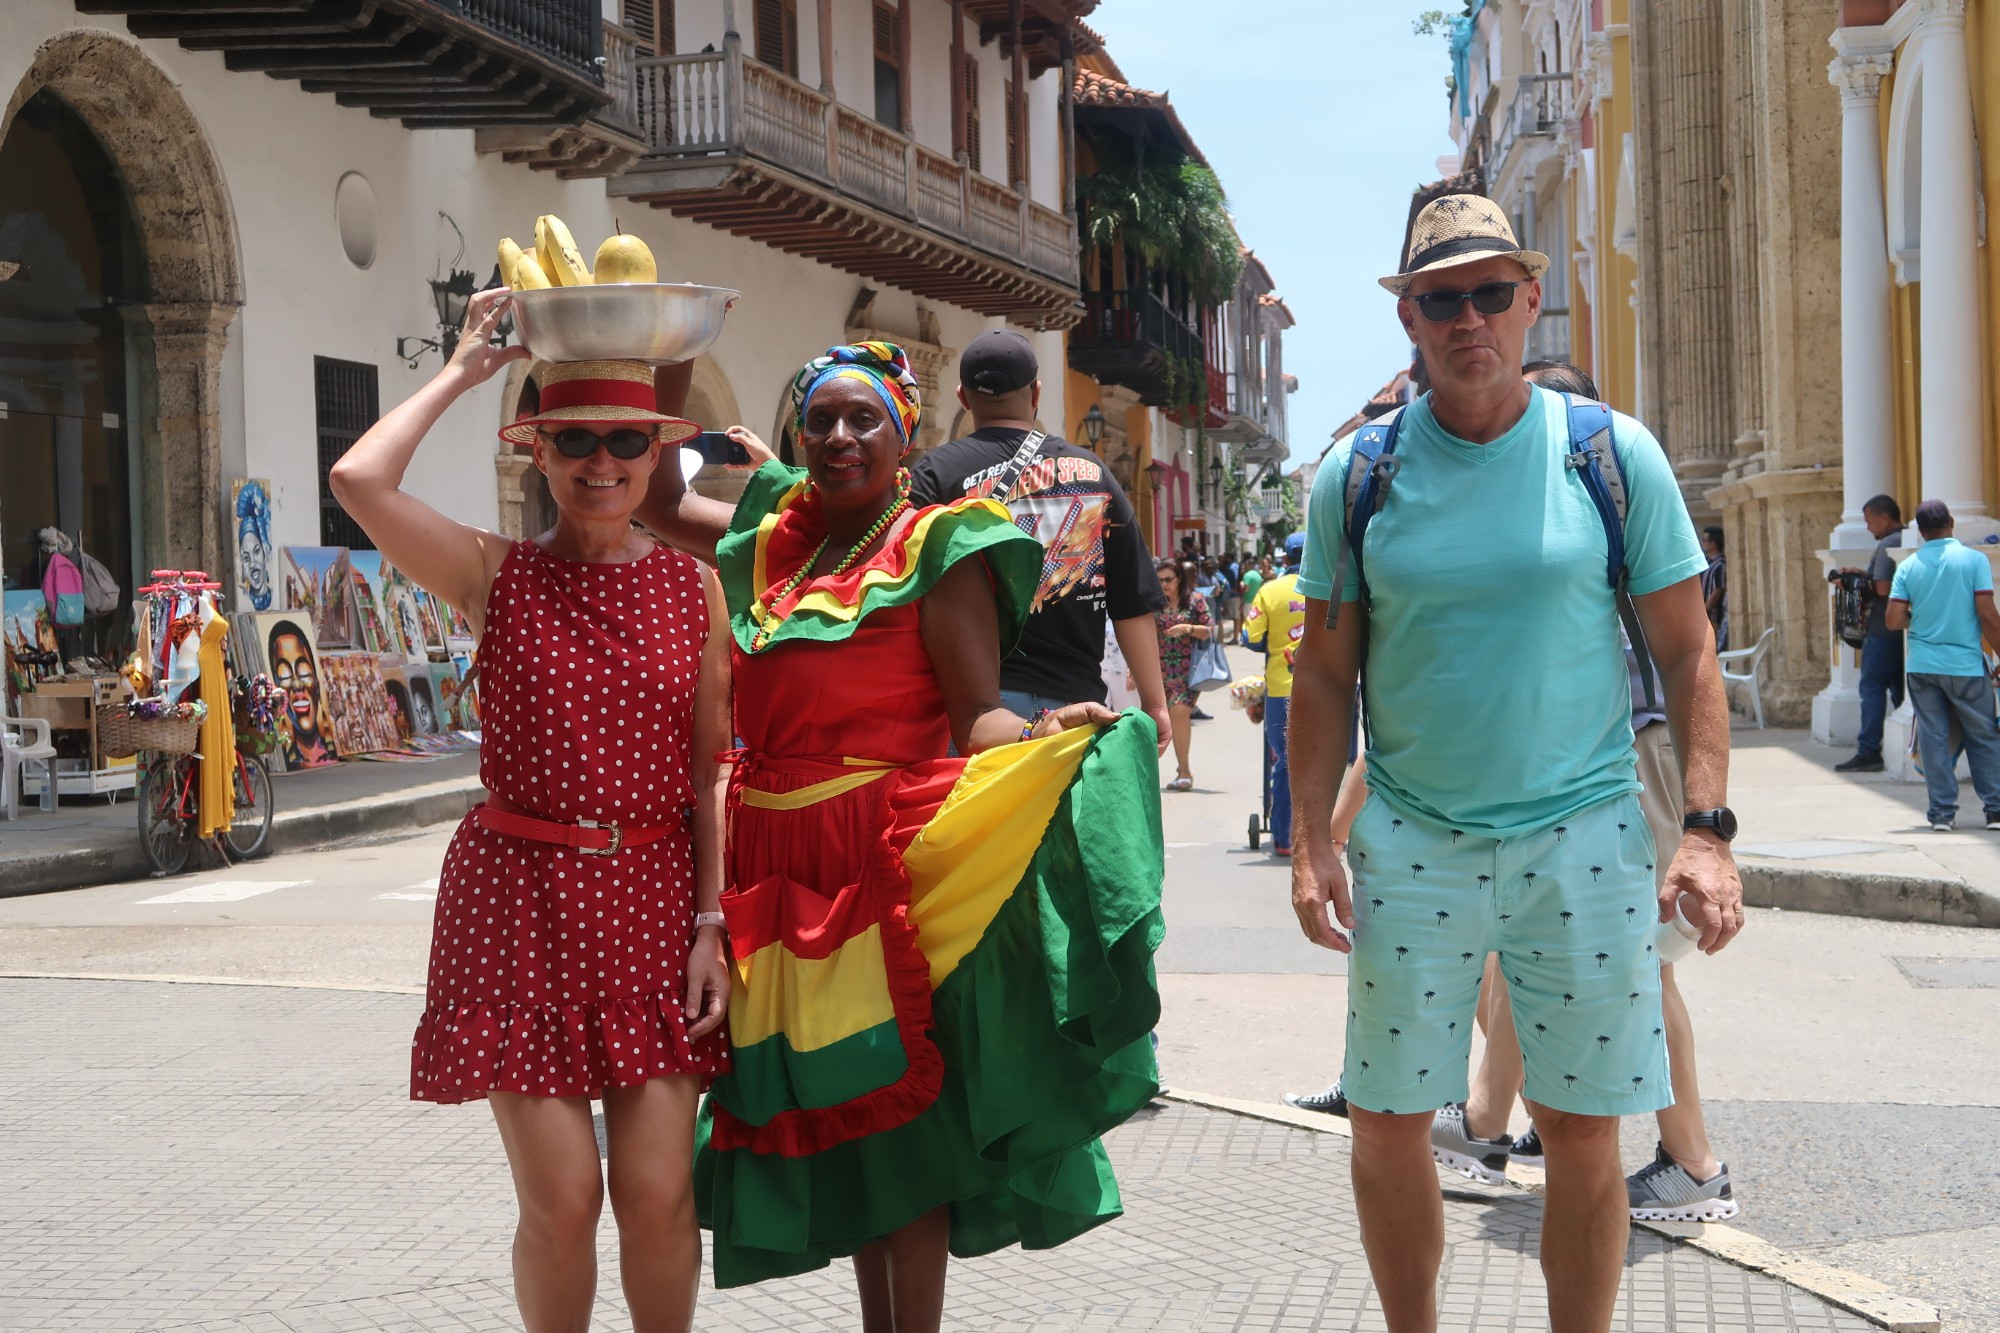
[328,289,528,634]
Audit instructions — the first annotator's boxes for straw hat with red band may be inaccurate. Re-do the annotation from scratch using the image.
[499,359,700,449]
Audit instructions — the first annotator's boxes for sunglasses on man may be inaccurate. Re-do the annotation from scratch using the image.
[544,427,657,459]
[1409,280,1522,324]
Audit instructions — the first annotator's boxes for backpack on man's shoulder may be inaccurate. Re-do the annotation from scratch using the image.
[1325,392,1660,710]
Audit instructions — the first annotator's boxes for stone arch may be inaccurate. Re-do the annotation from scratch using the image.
[2,28,242,575]
[1886,55,1924,286]
[681,353,742,432]
[495,359,553,538]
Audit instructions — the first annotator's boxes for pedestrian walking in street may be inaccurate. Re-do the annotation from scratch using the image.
[328,290,732,1333]
[1244,534,1307,853]
[1701,526,1729,650]
[904,330,1171,752]
[1886,499,2000,830]
[1155,557,1216,791]
[636,342,1165,1329]
[1832,495,1907,773]
[1286,195,1743,1333]
[1241,554,1270,609]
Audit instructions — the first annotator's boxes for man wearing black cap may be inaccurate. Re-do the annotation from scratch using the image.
[907,330,1171,752]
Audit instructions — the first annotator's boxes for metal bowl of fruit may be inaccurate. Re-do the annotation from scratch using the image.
[508,283,740,366]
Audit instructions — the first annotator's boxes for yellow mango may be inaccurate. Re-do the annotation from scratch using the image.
[593,230,657,284]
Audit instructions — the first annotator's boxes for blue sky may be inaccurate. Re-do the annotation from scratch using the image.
[1085,0,1457,468]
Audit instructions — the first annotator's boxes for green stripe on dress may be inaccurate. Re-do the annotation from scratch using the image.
[709,1019,911,1123]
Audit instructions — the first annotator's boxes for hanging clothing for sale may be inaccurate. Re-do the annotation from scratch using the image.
[196,596,234,838]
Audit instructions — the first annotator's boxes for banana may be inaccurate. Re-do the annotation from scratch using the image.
[498,237,527,290]
[511,252,553,290]
[534,214,592,286]
[593,226,657,284]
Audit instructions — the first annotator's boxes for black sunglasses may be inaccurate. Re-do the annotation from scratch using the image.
[1411,280,1521,323]
[547,427,655,459]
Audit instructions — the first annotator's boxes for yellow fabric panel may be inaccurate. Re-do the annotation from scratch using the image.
[196,615,234,839]
[902,725,1094,988]
[729,924,897,1052]
[740,767,892,810]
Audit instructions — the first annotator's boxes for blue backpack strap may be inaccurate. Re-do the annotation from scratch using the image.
[1562,393,1659,712]
[1325,406,1406,630]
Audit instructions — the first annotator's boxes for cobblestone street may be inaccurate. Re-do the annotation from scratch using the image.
[1,977,1883,1332]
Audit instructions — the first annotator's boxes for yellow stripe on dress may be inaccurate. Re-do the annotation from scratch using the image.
[729,924,898,1051]
[738,765,895,810]
[901,725,1096,988]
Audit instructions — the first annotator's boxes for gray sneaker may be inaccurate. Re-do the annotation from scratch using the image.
[1430,1103,1511,1185]
[1626,1143,1741,1222]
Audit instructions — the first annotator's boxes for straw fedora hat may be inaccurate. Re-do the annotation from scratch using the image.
[499,359,700,448]
[1379,193,1550,296]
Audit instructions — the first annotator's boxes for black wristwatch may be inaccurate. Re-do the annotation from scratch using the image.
[1682,808,1738,842]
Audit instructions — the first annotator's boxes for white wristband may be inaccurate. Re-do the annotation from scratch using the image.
[694,912,727,932]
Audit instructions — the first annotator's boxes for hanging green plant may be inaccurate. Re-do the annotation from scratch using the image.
[1076,134,1245,308]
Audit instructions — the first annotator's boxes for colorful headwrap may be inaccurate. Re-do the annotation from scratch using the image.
[789,341,923,447]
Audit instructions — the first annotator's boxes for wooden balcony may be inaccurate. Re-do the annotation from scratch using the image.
[474,21,647,178]
[610,43,1081,327]
[77,0,611,128]
[1068,288,1204,407]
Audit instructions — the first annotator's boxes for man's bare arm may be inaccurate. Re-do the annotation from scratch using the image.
[1976,593,2000,660]
[1287,598,1364,951]
[630,363,738,564]
[1633,576,1741,953]
[1886,598,1911,631]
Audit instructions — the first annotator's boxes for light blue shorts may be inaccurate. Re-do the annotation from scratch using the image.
[1340,792,1672,1118]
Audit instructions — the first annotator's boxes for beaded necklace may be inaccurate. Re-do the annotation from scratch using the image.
[748,472,912,653]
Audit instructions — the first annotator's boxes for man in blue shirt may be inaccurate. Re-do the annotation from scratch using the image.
[1288,193,1743,1333]
[1886,499,2000,829]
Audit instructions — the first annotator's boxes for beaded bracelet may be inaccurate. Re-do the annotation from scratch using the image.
[1020,708,1051,743]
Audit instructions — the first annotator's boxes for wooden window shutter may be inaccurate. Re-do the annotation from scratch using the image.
[962,56,981,173]
[873,4,897,62]
[873,2,902,126]
[622,0,654,52]
[1005,77,1019,183]
[755,0,797,76]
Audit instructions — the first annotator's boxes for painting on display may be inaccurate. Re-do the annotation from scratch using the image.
[416,588,450,655]
[230,479,276,612]
[5,591,58,701]
[438,653,480,732]
[320,652,400,756]
[280,546,357,650]
[380,661,442,739]
[245,611,340,769]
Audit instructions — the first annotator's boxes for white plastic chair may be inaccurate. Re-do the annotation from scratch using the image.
[2,714,58,819]
[1717,626,1777,730]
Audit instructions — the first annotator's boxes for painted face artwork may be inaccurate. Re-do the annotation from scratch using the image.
[268,624,330,763]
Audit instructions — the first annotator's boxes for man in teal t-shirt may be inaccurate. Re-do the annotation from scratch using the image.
[1285,193,1744,1333]
[1886,499,2000,828]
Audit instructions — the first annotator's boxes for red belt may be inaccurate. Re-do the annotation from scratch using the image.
[474,795,676,858]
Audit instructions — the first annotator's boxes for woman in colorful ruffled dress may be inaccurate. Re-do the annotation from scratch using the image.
[638,343,1165,1331]
[329,290,732,1333]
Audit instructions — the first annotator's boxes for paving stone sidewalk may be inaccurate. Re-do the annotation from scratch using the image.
[0,977,1882,1332]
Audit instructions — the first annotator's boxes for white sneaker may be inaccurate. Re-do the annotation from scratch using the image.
[1627,1143,1741,1223]
[1932,821,1955,833]
[1430,1103,1512,1185]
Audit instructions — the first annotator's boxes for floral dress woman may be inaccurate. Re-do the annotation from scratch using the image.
[1156,591,1215,707]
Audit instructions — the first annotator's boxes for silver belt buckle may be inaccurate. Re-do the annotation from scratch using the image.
[578,819,623,856]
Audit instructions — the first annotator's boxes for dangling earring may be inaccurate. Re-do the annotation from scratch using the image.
[896,465,912,497]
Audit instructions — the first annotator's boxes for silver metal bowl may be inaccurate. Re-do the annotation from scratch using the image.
[508,283,740,365]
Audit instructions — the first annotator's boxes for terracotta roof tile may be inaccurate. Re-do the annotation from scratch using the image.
[1073,67,1170,108]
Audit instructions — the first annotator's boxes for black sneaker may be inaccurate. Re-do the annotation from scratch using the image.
[1510,1126,1545,1168]
[1834,753,1885,772]
[1191,707,1214,721]
[1986,811,2000,830]
[1282,1079,1348,1117]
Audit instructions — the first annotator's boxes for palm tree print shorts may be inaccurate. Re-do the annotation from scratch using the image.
[1339,792,1672,1118]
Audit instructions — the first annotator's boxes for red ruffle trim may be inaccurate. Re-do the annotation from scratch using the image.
[706,818,945,1157]
[409,989,730,1105]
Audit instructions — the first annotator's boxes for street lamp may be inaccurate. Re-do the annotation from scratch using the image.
[1081,403,1107,447]
[398,265,511,369]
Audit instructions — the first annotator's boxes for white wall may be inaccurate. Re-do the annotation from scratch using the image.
[2,0,1062,556]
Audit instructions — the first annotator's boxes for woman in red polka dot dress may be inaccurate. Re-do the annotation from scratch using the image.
[329,290,732,1333]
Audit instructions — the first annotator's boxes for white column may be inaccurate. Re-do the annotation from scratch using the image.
[1915,0,1995,537]
[1829,50,1897,548]
[1813,45,1898,746]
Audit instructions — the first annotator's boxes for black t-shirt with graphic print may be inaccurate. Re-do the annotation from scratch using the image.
[908,427,1166,704]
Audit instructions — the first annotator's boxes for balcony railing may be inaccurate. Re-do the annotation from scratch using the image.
[1490,72,1572,171]
[1069,288,1206,406]
[626,46,1078,289]
[449,0,602,74]
[1527,307,1571,364]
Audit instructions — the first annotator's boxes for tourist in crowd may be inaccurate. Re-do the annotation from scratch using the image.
[637,342,1165,1330]
[329,288,731,1333]
[1887,499,2000,830]
[1287,195,1741,1333]
[1243,533,1307,854]
[1832,495,1907,773]
[1154,557,1216,791]
[1701,525,1728,650]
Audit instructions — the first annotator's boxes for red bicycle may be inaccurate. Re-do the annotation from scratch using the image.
[136,740,273,876]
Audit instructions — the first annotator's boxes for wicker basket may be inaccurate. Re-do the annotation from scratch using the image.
[99,704,203,759]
